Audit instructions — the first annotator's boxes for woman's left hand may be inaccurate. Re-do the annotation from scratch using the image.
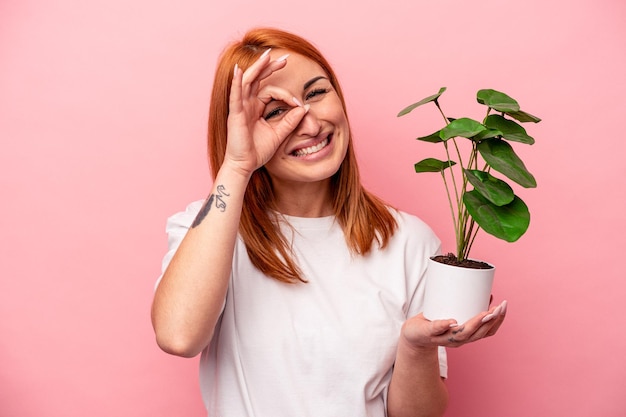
[401,300,507,349]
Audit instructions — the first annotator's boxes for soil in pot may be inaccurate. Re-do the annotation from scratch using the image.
[432,253,492,269]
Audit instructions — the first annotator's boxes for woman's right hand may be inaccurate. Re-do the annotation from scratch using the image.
[224,50,309,177]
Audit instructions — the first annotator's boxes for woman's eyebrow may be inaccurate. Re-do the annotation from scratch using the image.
[303,76,328,90]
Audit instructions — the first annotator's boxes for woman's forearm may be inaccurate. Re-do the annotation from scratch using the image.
[151,162,251,357]
[387,339,449,417]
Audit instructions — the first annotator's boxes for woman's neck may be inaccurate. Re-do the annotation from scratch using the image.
[272,179,334,218]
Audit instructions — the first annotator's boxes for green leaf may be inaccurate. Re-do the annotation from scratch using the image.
[473,128,503,141]
[505,110,542,123]
[465,170,515,206]
[414,158,456,173]
[440,118,486,140]
[463,191,530,242]
[397,87,447,117]
[485,114,535,144]
[478,139,537,188]
[477,89,520,113]
[417,130,444,143]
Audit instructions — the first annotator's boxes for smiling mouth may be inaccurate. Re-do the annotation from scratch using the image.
[292,136,331,157]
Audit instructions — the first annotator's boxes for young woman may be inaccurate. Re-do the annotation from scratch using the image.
[151,27,507,417]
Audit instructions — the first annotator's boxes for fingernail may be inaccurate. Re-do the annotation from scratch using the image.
[276,53,290,62]
[303,104,310,113]
[260,48,271,59]
[482,306,501,323]
[292,97,303,107]
[500,300,508,315]
[481,313,495,323]
[234,63,239,76]
[449,323,459,328]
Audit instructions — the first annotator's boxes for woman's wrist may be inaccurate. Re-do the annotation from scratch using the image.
[218,159,255,183]
[397,335,439,360]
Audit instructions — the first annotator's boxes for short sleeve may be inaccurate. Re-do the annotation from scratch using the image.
[154,200,204,289]
[398,213,441,319]
[394,211,447,378]
[438,347,448,379]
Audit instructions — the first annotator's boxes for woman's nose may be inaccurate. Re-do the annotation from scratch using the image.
[294,107,322,137]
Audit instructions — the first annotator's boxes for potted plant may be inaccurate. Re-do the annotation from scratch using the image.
[397,87,540,323]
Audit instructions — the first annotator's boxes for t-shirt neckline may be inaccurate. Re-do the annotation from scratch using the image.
[276,213,336,230]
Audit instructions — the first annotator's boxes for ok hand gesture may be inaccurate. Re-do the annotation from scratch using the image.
[224,49,308,177]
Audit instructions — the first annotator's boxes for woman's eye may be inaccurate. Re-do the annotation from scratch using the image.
[305,88,329,101]
[264,106,288,121]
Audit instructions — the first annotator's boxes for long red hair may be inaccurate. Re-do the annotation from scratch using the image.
[208,28,397,283]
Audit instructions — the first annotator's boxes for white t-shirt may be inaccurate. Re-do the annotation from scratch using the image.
[159,201,447,417]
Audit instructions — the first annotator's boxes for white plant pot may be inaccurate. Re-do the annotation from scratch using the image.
[422,257,495,324]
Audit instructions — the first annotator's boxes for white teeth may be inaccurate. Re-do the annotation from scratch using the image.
[293,138,329,157]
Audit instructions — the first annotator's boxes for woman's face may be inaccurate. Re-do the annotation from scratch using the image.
[257,51,350,188]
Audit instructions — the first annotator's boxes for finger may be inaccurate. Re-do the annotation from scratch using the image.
[272,105,310,140]
[255,56,289,84]
[439,300,508,346]
[241,49,288,98]
[257,85,297,106]
[484,301,507,337]
[431,319,459,336]
[244,48,272,78]
[239,48,272,97]
[480,300,507,324]
[465,300,507,341]
[229,64,243,114]
[483,314,505,338]
[247,59,290,100]
[444,304,502,343]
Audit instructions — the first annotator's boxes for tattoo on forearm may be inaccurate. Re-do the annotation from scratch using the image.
[191,185,230,228]
[191,195,214,228]
[214,185,230,211]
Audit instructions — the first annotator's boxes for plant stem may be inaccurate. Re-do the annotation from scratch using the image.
[435,99,465,259]
[443,140,462,222]
[463,219,480,260]
[435,100,448,124]
[440,170,458,236]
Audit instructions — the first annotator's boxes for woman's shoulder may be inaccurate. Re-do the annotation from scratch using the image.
[386,207,441,248]
[389,207,436,235]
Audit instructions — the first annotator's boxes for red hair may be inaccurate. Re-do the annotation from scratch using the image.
[208,28,397,283]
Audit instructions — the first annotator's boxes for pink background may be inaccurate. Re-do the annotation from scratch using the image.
[2,0,625,416]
